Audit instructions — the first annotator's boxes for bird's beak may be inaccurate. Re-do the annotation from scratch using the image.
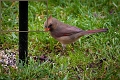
[45,28,50,31]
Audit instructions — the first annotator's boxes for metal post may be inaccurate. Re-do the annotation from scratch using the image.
[19,1,28,65]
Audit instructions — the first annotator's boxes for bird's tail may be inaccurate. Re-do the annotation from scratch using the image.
[80,28,108,36]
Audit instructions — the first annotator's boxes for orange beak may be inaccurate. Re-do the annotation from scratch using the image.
[45,28,50,31]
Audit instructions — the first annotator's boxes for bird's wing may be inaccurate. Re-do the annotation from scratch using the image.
[55,26,84,37]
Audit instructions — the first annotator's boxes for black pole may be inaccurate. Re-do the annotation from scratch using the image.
[19,1,28,65]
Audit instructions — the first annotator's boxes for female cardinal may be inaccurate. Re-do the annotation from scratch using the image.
[44,16,108,50]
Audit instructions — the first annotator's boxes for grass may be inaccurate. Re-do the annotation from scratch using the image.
[0,0,120,80]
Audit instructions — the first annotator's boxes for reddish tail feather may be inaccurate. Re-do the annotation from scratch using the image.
[81,28,108,35]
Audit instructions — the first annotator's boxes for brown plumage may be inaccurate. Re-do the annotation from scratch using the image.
[44,16,108,50]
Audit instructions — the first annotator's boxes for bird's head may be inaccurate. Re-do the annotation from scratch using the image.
[44,15,56,32]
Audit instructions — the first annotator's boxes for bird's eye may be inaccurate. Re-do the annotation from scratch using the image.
[48,24,52,28]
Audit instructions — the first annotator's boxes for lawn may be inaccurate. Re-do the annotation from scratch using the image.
[0,0,120,80]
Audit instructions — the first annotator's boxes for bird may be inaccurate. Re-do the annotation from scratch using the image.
[44,16,108,50]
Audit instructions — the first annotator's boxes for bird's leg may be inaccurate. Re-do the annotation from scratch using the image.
[71,42,74,46]
[62,44,66,51]
[61,44,67,55]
